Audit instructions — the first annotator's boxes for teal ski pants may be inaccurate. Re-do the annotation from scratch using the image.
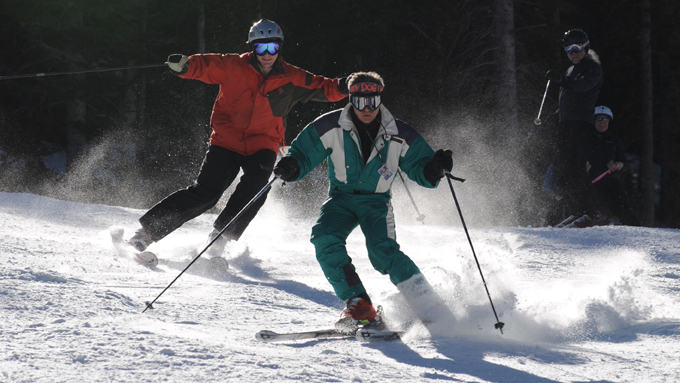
[310,193,421,301]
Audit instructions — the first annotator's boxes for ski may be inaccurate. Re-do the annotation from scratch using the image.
[555,214,578,228]
[255,329,352,342]
[563,212,613,228]
[563,214,590,228]
[355,328,402,342]
[109,226,159,268]
[255,327,402,343]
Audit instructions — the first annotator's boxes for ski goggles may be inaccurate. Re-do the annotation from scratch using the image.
[564,43,587,54]
[253,41,280,56]
[350,94,382,111]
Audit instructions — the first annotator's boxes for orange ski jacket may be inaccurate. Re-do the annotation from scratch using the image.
[180,52,348,155]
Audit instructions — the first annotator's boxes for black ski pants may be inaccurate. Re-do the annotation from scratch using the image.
[593,177,639,226]
[139,145,277,242]
[553,119,598,215]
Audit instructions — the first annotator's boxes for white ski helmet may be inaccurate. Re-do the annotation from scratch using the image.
[594,105,613,120]
[247,19,284,44]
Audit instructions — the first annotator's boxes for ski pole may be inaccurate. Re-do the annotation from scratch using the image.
[396,170,426,224]
[534,80,551,125]
[444,172,505,334]
[591,163,621,184]
[0,64,166,81]
[143,176,280,313]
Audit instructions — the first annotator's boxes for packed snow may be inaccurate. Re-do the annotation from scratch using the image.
[1,189,679,382]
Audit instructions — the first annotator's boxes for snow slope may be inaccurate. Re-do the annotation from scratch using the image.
[1,191,679,382]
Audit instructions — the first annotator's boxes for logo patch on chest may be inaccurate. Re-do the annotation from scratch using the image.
[377,164,394,181]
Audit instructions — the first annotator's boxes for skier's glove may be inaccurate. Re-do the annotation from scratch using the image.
[424,149,453,185]
[546,69,565,84]
[274,157,300,182]
[608,161,624,172]
[338,73,355,95]
[166,54,189,75]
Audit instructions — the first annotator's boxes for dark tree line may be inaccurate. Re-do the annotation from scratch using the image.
[1,0,679,227]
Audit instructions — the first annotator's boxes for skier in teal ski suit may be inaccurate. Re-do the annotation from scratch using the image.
[274,72,453,329]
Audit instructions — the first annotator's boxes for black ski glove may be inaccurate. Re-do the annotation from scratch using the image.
[424,149,453,185]
[166,54,189,75]
[338,73,354,95]
[545,69,565,84]
[274,157,300,182]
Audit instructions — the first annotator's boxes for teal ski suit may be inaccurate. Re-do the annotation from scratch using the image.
[286,104,440,301]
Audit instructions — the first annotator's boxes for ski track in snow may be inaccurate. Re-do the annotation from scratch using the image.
[1,191,679,382]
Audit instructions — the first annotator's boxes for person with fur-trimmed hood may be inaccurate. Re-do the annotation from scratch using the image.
[545,28,603,224]
[274,72,453,332]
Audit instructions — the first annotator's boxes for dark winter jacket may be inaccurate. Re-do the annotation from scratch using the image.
[558,55,603,124]
[584,129,627,182]
[179,52,347,156]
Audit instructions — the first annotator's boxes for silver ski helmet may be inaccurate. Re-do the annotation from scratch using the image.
[247,19,284,44]
[594,105,613,120]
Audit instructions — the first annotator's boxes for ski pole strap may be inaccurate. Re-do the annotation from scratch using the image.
[445,172,465,183]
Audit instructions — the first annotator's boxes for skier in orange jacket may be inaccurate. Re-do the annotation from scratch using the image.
[128,19,350,263]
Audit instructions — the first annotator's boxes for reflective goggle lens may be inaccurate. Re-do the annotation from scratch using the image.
[350,94,381,111]
[254,42,280,55]
[564,43,584,54]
